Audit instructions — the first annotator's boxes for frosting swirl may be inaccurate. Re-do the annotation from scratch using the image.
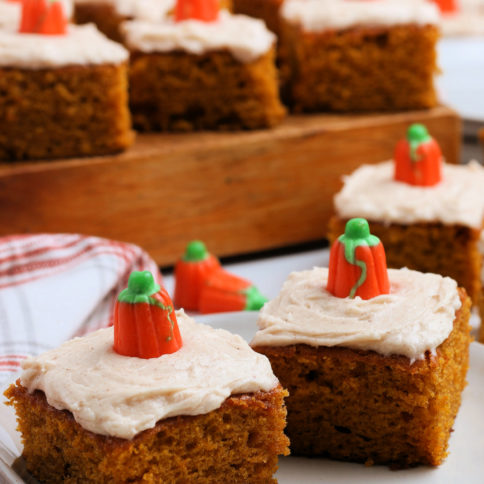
[122,11,276,63]
[21,311,278,439]
[0,24,128,69]
[334,161,484,229]
[282,0,440,32]
[252,267,461,361]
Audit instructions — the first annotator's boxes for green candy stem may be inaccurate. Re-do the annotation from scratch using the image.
[339,218,380,298]
[183,240,209,262]
[407,123,431,162]
[118,271,161,305]
[243,286,268,311]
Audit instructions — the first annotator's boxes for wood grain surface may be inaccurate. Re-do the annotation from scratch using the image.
[0,106,460,266]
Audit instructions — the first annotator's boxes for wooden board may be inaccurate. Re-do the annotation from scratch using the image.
[0,106,460,267]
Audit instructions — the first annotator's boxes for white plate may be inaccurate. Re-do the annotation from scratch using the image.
[2,311,484,483]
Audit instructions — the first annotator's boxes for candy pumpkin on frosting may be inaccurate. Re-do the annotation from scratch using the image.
[19,0,67,35]
[327,218,389,300]
[175,0,219,22]
[114,271,182,358]
[394,123,442,187]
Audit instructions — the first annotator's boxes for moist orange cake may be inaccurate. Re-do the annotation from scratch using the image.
[279,0,440,112]
[5,272,289,483]
[122,10,285,131]
[252,219,472,467]
[0,14,133,161]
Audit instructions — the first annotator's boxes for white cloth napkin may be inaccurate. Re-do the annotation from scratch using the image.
[0,234,160,383]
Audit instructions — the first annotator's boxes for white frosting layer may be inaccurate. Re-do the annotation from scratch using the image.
[282,0,440,31]
[74,0,173,19]
[334,161,484,229]
[252,267,461,361]
[122,11,276,63]
[0,23,128,68]
[20,311,278,439]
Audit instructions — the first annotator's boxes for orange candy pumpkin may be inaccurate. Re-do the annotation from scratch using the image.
[19,0,67,35]
[394,124,442,187]
[327,218,390,300]
[175,0,219,22]
[174,240,221,310]
[431,0,457,13]
[114,271,182,358]
[198,268,267,314]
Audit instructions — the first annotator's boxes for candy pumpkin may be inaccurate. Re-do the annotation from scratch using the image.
[114,271,182,358]
[174,240,220,310]
[199,268,267,313]
[19,0,67,35]
[327,218,389,300]
[394,123,442,187]
[175,0,219,22]
[431,0,457,13]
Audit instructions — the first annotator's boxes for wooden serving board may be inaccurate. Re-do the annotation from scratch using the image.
[0,106,460,267]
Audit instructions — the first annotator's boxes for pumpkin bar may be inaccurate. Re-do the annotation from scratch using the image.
[328,125,484,310]
[0,10,133,161]
[252,219,472,467]
[279,0,440,112]
[5,271,289,483]
[122,10,285,131]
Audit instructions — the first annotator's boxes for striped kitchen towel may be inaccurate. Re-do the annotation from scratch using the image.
[0,234,161,383]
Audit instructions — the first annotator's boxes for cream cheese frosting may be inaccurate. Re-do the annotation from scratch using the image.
[122,11,276,63]
[282,0,440,31]
[0,23,128,68]
[334,161,484,229]
[252,267,461,362]
[20,311,278,439]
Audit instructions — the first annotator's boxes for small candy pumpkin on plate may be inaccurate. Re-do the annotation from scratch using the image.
[198,268,267,314]
[174,240,220,311]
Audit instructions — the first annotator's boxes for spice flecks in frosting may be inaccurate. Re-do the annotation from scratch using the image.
[21,311,278,439]
[252,267,461,361]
